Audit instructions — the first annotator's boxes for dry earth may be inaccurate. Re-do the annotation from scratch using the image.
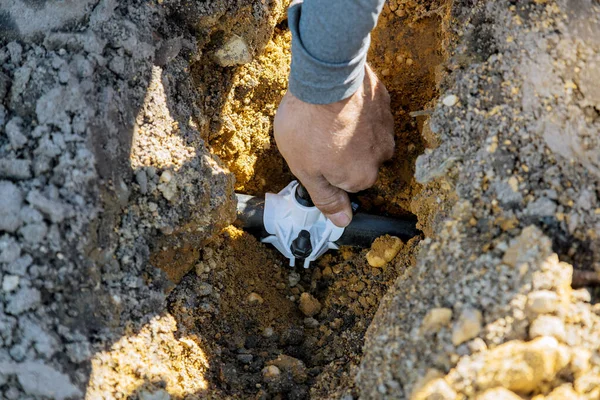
[0,0,599,399]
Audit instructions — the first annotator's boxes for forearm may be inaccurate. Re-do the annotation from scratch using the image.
[288,0,385,104]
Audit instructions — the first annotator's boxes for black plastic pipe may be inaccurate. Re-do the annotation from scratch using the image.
[235,193,420,248]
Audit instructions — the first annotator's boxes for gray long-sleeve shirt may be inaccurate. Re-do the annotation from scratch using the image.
[287,0,385,104]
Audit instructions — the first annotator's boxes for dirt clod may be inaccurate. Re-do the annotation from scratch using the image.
[298,292,321,317]
[366,235,403,267]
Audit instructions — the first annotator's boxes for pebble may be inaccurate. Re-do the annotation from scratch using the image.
[214,35,252,67]
[420,307,453,334]
[6,287,42,315]
[0,181,23,232]
[452,307,482,346]
[267,354,307,383]
[2,275,20,292]
[322,266,333,278]
[529,315,566,342]
[476,387,523,400]
[19,222,48,244]
[0,235,22,263]
[262,327,274,337]
[544,385,580,400]
[262,365,281,380]
[442,94,459,107]
[569,347,591,376]
[303,317,319,328]
[5,117,27,150]
[299,292,321,317]
[288,272,301,287]
[411,378,456,400]
[0,159,32,180]
[526,290,560,314]
[135,170,148,194]
[237,354,253,364]
[247,292,264,304]
[26,190,66,223]
[139,390,170,400]
[476,336,569,393]
[197,282,213,297]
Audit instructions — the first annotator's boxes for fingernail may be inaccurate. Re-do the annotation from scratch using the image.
[328,211,351,228]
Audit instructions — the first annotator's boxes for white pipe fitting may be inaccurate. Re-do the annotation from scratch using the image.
[262,181,345,268]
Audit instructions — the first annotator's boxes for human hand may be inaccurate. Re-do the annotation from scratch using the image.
[274,65,395,227]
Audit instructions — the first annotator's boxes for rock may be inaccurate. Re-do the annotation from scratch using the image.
[155,37,183,66]
[525,197,558,217]
[366,235,403,268]
[237,354,253,364]
[19,317,60,358]
[214,35,252,67]
[6,287,41,315]
[158,171,177,201]
[303,317,319,328]
[288,271,301,287]
[574,372,600,395]
[247,292,264,304]
[544,384,579,400]
[262,327,274,337]
[135,170,148,194]
[532,254,572,293]
[569,347,591,377]
[476,336,569,394]
[2,275,20,292]
[0,159,32,180]
[5,255,32,276]
[494,181,523,207]
[26,190,66,223]
[0,181,23,232]
[298,293,321,317]
[420,308,453,334]
[452,308,482,346]
[197,283,213,297]
[108,56,125,76]
[268,355,307,383]
[5,117,27,150]
[0,361,82,400]
[262,365,281,381]
[476,387,523,400]
[468,337,488,353]
[139,389,170,400]
[20,207,43,224]
[66,341,92,363]
[0,235,21,263]
[410,378,457,400]
[526,290,561,314]
[529,315,566,342]
[502,226,547,268]
[442,94,459,106]
[19,222,48,245]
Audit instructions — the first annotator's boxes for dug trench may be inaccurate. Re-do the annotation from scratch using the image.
[162,4,449,398]
[3,0,600,399]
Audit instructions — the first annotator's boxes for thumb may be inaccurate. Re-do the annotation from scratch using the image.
[301,177,353,228]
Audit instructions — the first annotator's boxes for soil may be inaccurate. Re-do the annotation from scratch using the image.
[1,0,600,400]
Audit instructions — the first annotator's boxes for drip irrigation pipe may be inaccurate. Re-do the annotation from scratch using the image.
[235,193,421,248]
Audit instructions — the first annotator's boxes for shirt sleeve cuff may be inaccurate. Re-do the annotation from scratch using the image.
[287,1,368,105]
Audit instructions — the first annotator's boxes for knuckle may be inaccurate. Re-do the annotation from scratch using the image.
[312,190,345,212]
[339,170,378,193]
